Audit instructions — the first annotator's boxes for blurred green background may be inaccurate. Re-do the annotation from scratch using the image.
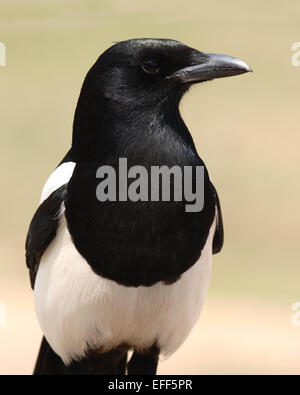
[0,0,300,374]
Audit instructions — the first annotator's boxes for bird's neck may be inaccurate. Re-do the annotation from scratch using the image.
[71,92,197,164]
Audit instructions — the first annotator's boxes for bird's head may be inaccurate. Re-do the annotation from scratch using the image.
[83,38,251,107]
[73,38,251,159]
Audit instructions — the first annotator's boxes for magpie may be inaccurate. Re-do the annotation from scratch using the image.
[25,38,251,375]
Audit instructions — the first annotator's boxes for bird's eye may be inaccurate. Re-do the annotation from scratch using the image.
[142,60,160,74]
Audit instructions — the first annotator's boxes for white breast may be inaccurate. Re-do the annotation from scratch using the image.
[34,162,216,365]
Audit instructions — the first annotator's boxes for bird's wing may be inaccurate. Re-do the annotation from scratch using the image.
[210,181,224,254]
[25,184,67,289]
[25,150,76,289]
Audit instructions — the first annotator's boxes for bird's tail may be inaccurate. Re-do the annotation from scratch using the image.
[34,337,128,375]
[33,337,67,375]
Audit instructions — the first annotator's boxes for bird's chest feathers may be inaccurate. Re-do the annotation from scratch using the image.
[65,152,215,287]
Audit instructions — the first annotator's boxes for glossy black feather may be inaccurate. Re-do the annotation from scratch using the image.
[25,184,67,289]
[211,182,224,254]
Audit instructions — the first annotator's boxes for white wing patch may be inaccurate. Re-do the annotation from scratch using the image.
[40,162,76,203]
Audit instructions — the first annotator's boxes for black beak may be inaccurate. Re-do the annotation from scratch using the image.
[168,51,252,84]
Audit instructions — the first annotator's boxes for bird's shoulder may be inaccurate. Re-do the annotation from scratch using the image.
[25,152,75,288]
